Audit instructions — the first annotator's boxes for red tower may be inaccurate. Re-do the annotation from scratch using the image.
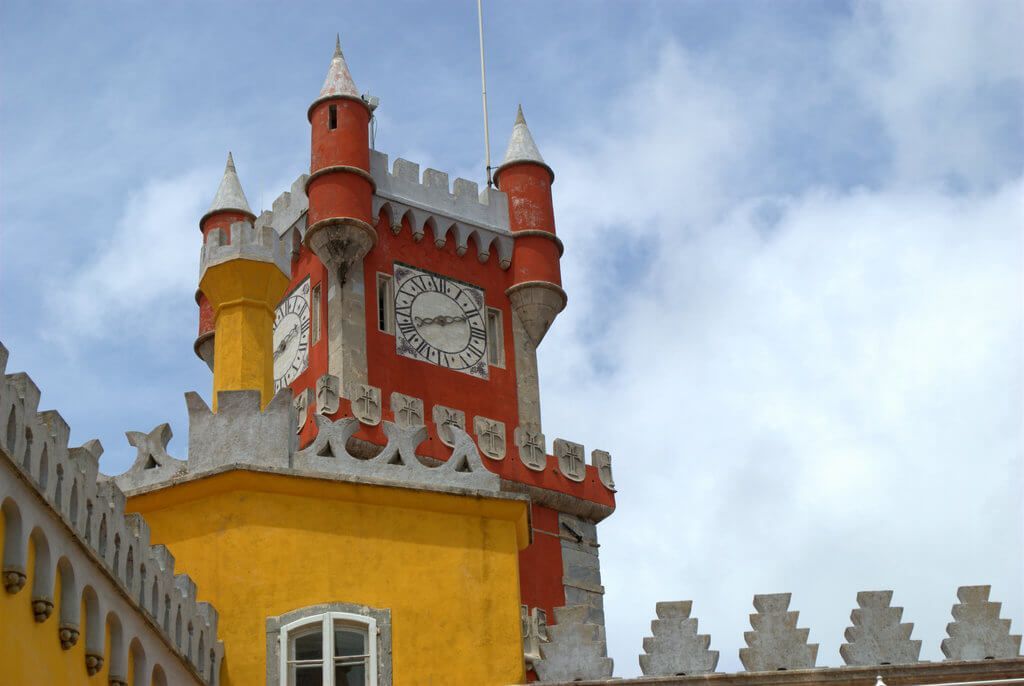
[202,38,617,676]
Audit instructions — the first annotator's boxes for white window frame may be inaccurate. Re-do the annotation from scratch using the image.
[486,307,505,367]
[376,273,395,335]
[279,611,377,686]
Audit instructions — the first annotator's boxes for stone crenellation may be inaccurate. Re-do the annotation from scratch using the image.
[370,150,515,269]
[199,220,291,280]
[0,342,223,684]
[942,585,1023,661]
[531,587,1022,682]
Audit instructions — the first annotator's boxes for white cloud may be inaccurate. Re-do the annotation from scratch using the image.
[538,3,1023,676]
[46,167,216,343]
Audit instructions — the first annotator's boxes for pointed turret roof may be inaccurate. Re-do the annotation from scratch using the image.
[495,105,554,184]
[319,34,359,100]
[206,152,253,217]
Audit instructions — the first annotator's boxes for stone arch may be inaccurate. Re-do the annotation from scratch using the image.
[22,425,32,469]
[54,463,64,508]
[138,563,147,609]
[1,497,26,588]
[29,526,54,619]
[129,637,148,686]
[107,611,128,684]
[56,556,79,631]
[151,577,159,618]
[126,545,135,591]
[175,604,182,649]
[113,532,122,578]
[162,593,170,632]
[84,500,93,543]
[37,443,48,491]
[68,479,79,527]
[81,585,104,661]
[197,631,206,674]
[5,403,16,455]
[151,663,168,686]
[209,648,217,685]
[98,513,107,557]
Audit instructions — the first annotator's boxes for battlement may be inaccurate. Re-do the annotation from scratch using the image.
[370,150,514,269]
[253,175,310,239]
[0,342,223,684]
[199,220,291,280]
[112,387,507,499]
[529,586,1022,683]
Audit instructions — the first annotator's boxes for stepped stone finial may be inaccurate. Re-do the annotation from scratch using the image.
[319,33,359,100]
[208,152,252,216]
[942,585,1022,660]
[534,605,614,682]
[640,601,719,676]
[740,593,818,671]
[501,105,546,168]
[840,591,922,666]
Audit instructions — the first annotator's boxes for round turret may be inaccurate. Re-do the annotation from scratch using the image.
[494,106,566,345]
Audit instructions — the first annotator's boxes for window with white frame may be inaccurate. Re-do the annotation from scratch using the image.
[486,307,504,367]
[280,612,377,686]
[376,273,394,335]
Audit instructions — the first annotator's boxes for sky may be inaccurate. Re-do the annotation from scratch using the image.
[1,0,1022,677]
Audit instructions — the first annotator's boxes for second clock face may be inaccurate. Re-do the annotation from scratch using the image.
[394,264,488,379]
[273,279,310,391]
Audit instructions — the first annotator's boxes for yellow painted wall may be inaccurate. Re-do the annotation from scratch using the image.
[200,258,290,410]
[128,471,529,686]
[0,530,113,686]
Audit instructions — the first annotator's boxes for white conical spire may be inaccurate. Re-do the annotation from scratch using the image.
[207,152,252,215]
[319,33,359,100]
[502,105,546,166]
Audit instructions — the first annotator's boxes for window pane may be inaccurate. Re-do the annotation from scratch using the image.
[291,630,323,661]
[334,662,366,686]
[334,627,366,657]
[293,664,324,686]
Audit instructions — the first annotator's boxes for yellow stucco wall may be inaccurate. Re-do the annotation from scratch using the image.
[200,258,290,410]
[0,528,120,686]
[127,470,530,686]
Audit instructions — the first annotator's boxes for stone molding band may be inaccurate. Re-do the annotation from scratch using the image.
[215,297,277,316]
[306,93,372,121]
[198,207,256,230]
[305,164,377,194]
[505,280,568,309]
[303,217,378,252]
[493,158,556,186]
[512,229,565,256]
[192,330,214,356]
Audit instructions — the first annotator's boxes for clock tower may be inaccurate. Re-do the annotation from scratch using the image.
[195,36,617,674]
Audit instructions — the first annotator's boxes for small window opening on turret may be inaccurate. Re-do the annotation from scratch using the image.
[328,105,338,130]
[486,308,504,367]
[377,274,394,334]
[311,283,322,344]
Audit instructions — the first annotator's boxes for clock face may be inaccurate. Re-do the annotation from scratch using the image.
[273,279,311,391]
[393,264,488,379]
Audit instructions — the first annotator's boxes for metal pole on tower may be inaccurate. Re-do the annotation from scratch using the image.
[477,0,493,187]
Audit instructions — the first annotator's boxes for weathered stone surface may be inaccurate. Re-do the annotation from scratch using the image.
[390,392,424,429]
[349,383,381,426]
[559,513,605,628]
[293,387,311,433]
[640,601,719,676]
[942,585,1022,660]
[592,449,615,490]
[523,605,548,668]
[473,416,506,460]
[740,593,818,671]
[841,591,921,666]
[315,374,340,415]
[554,439,586,482]
[535,606,614,682]
[432,405,465,448]
[113,424,187,492]
[186,389,295,472]
[293,417,499,492]
[515,426,546,471]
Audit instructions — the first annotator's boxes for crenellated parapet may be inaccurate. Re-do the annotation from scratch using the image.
[370,151,515,269]
[532,587,1022,683]
[253,174,310,240]
[113,386,504,497]
[199,220,291,281]
[0,342,223,684]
